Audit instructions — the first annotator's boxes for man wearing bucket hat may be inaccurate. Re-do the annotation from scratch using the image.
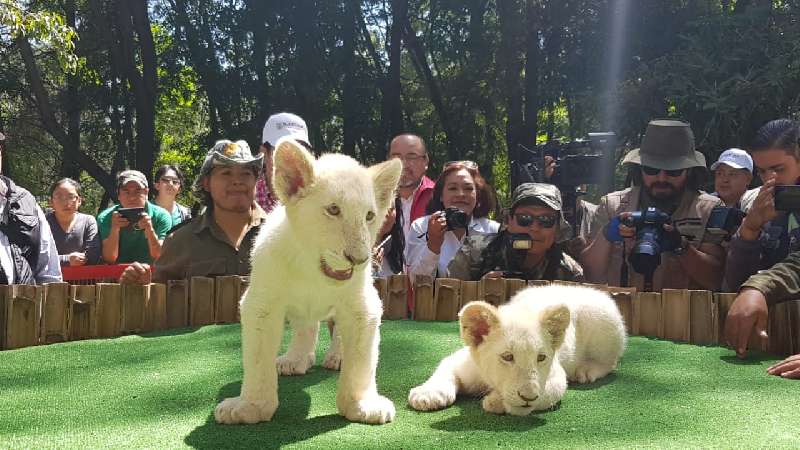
[120,139,267,284]
[710,148,757,209]
[256,112,310,213]
[448,183,583,282]
[98,169,172,264]
[580,119,724,291]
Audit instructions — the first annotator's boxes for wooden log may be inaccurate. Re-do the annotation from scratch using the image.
[166,280,189,329]
[96,283,122,338]
[460,281,479,311]
[42,282,70,343]
[190,277,215,327]
[714,292,765,351]
[768,302,793,357]
[145,283,167,332]
[633,292,663,338]
[214,276,241,324]
[480,277,505,306]
[373,277,388,317]
[527,280,550,287]
[505,279,527,302]
[386,274,408,320]
[70,285,97,341]
[609,290,634,335]
[237,276,249,323]
[121,284,149,334]
[413,275,435,321]
[2,285,42,350]
[434,278,461,321]
[662,289,690,342]
[787,300,800,355]
[551,280,579,287]
[689,290,718,345]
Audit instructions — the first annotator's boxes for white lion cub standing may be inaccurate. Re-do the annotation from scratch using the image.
[215,138,401,425]
[408,285,626,416]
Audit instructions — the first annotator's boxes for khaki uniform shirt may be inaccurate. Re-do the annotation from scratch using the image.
[447,233,584,282]
[742,250,800,306]
[152,205,267,283]
[590,186,722,291]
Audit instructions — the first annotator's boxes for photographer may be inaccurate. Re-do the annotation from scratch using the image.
[97,170,172,264]
[405,161,499,279]
[580,120,724,291]
[448,183,583,282]
[723,119,800,292]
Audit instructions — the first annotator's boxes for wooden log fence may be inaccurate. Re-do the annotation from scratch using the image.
[2,275,798,357]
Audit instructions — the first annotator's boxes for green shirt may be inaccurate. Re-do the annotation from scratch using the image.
[97,201,172,264]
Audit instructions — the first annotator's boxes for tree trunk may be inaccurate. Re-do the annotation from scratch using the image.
[381,0,406,144]
[497,0,526,173]
[341,0,359,157]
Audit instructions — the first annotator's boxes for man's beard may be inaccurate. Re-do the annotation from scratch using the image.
[645,182,681,203]
[398,173,421,189]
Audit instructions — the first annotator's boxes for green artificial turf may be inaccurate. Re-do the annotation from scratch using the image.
[1,320,798,449]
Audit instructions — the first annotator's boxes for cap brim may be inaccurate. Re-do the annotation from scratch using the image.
[710,161,749,171]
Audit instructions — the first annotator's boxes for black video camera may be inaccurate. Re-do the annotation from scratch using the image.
[706,206,745,240]
[444,207,469,231]
[503,233,533,279]
[512,132,617,188]
[774,185,800,211]
[622,207,671,276]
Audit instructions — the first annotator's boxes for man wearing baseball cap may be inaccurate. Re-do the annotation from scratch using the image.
[256,112,310,213]
[120,140,267,284]
[448,183,583,282]
[710,148,756,209]
[97,169,172,264]
[580,119,724,291]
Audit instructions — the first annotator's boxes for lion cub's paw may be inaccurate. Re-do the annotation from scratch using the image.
[570,362,611,384]
[481,391,507,415]
[214,396,277,424]
[407,383,456,411]
[341,394,396,424]
[277,352,315,375]
[322,348,342,371]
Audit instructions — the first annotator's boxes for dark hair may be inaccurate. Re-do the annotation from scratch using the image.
[154,164,186,191]
[49,178,82,198]
[628,165,707,190]
[751,119,800,157]
[384,196,405,273]
[425,162,497,218]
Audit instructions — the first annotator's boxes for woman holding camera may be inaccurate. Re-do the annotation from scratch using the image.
[448,183,584,282]
[405,161,499,279]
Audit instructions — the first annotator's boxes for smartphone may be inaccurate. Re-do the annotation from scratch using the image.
[117,207,145,223]
[774,185,800,211]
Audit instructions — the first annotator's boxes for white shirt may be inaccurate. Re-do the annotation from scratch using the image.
[0,203,62,284]
[405,214,499,280]
[400,190,416,236]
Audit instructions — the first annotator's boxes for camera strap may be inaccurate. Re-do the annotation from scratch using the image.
[620,240,629,288]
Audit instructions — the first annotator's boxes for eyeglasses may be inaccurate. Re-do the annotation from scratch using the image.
[444,160,478,170]
[514,214,557,229]
[53,194,79,202]
[390,153,427,163]
[641,166,686,177]
[159,177,181,185]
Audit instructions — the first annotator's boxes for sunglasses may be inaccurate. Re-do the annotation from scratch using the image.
[444,160,478,170]
[514,213,557,229]
[641,166,686,177]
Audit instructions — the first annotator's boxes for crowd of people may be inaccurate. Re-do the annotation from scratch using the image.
[1,114,799,379]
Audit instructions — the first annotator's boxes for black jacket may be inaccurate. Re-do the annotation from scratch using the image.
[0,176,41,285]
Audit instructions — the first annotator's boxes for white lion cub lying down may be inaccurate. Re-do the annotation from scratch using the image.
[215,138,401,425]
[408,285,626,416]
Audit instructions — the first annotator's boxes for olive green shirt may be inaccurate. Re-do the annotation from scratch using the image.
[447,233,584,282]
[152,205,267,283]
[741,250,800,307]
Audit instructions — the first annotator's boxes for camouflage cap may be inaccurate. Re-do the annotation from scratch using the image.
[116,169,148,189]
[194,139,263,190]
[511,183,563,212]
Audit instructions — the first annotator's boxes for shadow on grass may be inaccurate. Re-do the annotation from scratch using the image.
[139,326,201,338]
[719,352,777,366]
[184,369,350,449]
[427,400,547,432]
[569,372,617,391]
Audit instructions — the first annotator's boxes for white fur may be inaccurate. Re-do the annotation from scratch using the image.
[408,285,626,416]
[214,138,401,425]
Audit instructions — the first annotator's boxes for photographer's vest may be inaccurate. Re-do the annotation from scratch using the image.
[600,186,721,291]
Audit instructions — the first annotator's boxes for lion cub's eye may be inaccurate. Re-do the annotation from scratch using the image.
[366,211,375,221]
[537,354,546,362]
[326,205,340,216]
[500,352,514,363]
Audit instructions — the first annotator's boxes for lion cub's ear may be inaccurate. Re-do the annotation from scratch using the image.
[273,137,316,204]
[368,159,402,213]
[540,304,570,350]
[459,301,499,348]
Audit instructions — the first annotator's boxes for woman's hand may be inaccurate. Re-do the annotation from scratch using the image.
[426,211,448,254]
[68,252,87,266]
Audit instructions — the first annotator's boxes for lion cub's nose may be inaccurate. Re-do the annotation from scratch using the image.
[517,391,538,402]
[344,252,367,266]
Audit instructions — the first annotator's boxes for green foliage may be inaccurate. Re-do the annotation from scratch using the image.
[0,0,78,72]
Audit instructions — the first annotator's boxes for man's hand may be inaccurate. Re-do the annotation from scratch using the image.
[724,288,769,358]
[543,155,556,180]
[767,354,800,379]
[739,179,777,241]
[615,212,637,239]
[481,271,503,280]
[119,262,152,285]
[68,252,87,266]
[426,211,448,254]
[110,212,130,231]
[137,213,153,232]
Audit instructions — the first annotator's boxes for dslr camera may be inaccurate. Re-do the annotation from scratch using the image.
[622,207,671,276]
[444,207,469,231]
[502,233,533,280]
